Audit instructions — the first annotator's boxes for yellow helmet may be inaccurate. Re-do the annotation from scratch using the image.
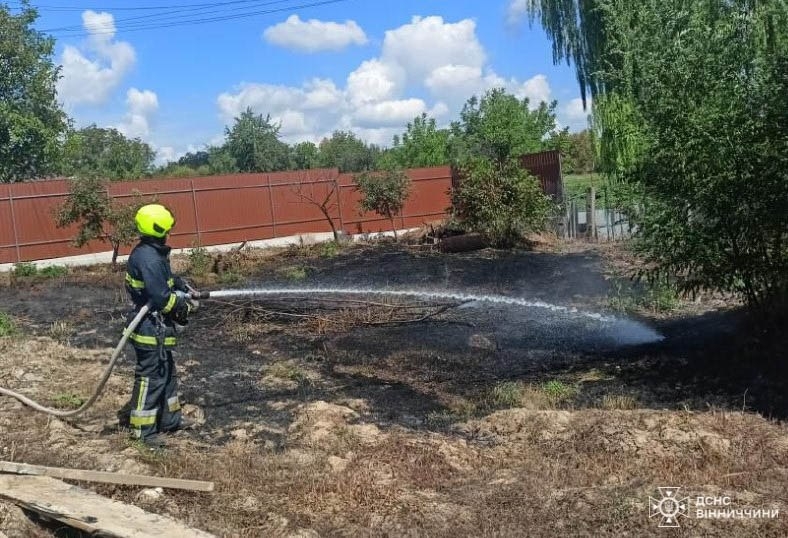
[135,204,175,238]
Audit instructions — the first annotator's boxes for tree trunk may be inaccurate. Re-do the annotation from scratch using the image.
[320,206,339,241]
[388,213,398,242]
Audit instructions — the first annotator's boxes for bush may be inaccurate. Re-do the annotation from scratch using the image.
[39,265,68,278]
[453,157,552,247]
[12,262,37,277]
[355,168,411,241]
[187,244,212,276]
[0,311,15,337]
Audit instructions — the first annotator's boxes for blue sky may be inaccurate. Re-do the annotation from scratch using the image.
[18,0,590,163]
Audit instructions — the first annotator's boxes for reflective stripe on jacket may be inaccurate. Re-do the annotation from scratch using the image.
[124,236,188,349]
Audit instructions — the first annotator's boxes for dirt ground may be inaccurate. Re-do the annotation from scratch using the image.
[1,241,787,537]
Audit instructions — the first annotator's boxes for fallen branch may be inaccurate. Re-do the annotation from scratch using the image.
[0,461,214,492]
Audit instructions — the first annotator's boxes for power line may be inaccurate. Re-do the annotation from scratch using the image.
[41,0,293,33]
[42,0,351,37]
[9,0,267,11]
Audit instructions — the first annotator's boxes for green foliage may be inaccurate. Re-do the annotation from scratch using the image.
[386,113,450,168]
[355,168,411,240]
[556,129,597,174]
[0,2,68,182]
[318,131,381,172]
[12,262,38,277]
[224,108,289,172]
[541,380,578,402]
[0,311,15,337]
[54,392,85,409]
[39,265,68,278]
[453,157,552,247]
[609,279,680,314]
[450,88,560,164]
[57,177,149,265]
[60,126,155,180]
[489,381,524,408]
[187,244,212,276]
[277,265,307,281]
[290,141,320,170]
[528,0,788,308]
[318,241,340,258]
[218,271,244,285]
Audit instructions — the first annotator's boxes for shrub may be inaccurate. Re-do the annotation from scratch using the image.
[12,262,37,277]
[453,157,552,247]
[187,244,212,276]
[355,168,411,241]
[0,312,15,337]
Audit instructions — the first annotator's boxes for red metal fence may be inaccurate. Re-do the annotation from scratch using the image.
[0,150,562,264]
[0,166,453,264]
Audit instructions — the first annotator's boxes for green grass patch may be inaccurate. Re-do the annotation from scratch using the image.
[187,244,212,276]
[277,265,308,281]
[54,392,85,408]
[0,311,16,337]
[39,265,68,278]
[12,262,38,277]
[609,280,680,314]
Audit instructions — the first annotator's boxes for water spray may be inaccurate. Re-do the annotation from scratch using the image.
[0,286,662,418]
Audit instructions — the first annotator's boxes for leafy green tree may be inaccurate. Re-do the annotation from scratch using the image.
[177,150,210,168]
[556,129,596,174]
[387,113,450,168]
[318,131,380,172]
[290,141,320,170]
[526,0,788,308]
[0,2,68,182]
[453,157,552,247]
[224,108,289,172]
[56,176,150,265]
[207,145,238,174]
[60,126,155,180]
[355,169,411,241]
[450,89,559,165]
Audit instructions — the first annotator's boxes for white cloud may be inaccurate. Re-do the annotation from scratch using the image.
[57,10,136,106]
[118,88,158,139]
[216,15,556,148]
[346,59,404,106]
[354,98,428,128]
[514,74,552,107]
[506,0,529,26]
[560,97,592,131]
[382,16,486,86]
[263,15,367,52]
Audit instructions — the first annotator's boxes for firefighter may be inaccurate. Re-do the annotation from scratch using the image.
[121,203,197,448]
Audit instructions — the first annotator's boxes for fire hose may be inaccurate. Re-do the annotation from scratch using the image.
[0,290,212,418]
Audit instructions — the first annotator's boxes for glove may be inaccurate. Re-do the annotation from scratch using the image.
[170,291,192,325]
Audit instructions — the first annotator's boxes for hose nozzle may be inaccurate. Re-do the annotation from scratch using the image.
[189,290,211,299]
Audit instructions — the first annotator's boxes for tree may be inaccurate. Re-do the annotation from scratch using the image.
[60,126,155,180]
[56,176,150,265]
[557,129,597,174]
[387,113,450,168]
[526,0,788,308]
[224,108,290,172]
[450,89,560,165]
[290,141,320,170]
[0,2,68,182]
[355,169,411,241]
[318,131,380,172]
[452,157,552,247]
[292,178,341,241]
[207,145,238,174]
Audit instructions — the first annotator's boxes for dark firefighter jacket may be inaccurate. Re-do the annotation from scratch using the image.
[124,236,189,349]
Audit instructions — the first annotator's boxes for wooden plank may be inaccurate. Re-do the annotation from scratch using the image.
[0,475,216,538]
[0,461,213,492]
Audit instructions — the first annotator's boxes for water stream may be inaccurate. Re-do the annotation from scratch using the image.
[208,287,664,346]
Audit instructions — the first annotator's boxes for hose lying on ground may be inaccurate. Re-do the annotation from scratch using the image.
[0,304,150,418]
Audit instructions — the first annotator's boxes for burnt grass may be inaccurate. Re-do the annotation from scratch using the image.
[1,241,787,536]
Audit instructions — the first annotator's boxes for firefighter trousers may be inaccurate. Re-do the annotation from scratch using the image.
[128,345,182,440]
